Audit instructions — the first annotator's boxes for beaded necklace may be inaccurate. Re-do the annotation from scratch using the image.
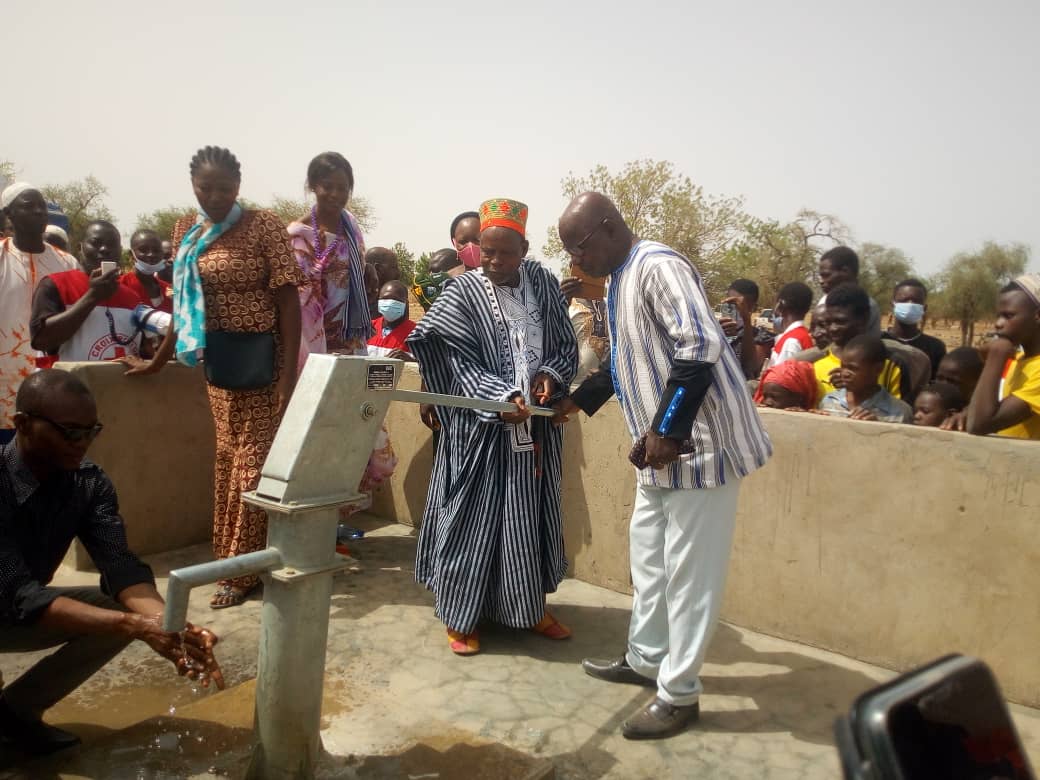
[309,207,347,275]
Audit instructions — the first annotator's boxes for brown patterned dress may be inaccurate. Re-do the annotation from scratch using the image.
[172,210,305,589]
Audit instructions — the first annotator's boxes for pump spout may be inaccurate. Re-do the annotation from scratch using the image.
[163,548,283,631]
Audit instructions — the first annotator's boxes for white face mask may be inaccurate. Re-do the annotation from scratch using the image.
[132,250,167,276]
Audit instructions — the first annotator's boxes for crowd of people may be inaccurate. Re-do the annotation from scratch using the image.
[1,146,1037,755]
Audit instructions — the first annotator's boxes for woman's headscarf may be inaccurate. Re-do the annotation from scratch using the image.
[754,359,818,409]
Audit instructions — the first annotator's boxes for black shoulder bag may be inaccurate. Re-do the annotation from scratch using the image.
[204,331,276,390]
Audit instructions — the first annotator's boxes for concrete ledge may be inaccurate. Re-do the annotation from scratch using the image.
[62,360,1039,706]
[372,365,1040,706]
[56,362,215,569]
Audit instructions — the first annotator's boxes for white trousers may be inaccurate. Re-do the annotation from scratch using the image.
[625,477,741,706]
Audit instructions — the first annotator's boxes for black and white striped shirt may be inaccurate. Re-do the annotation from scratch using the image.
[605,240,772,489]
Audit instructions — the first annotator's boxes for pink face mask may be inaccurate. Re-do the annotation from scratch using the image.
[455,242,482,269]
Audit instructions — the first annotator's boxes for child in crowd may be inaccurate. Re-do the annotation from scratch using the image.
[966,274,1040,439]
[753,359,818,410]
[813,284,904,401]
[819,334,913,423]
[769,281,814,367]
[912,381,963,427]
[364,263,380,320]
[368,280,416,359]
[936,346,984,405]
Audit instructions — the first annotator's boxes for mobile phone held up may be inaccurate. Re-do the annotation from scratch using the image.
[100,261,118,275]
[835,654,1035,780]
[719,302,739,321]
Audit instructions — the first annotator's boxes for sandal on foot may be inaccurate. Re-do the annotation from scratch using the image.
[210,583,255,609]
[531,611,571,640]
[447,628,480,655]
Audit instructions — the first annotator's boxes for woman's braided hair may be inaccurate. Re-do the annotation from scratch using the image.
[189,146,241,181]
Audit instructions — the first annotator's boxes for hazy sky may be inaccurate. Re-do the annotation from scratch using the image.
[6,1,1038,276]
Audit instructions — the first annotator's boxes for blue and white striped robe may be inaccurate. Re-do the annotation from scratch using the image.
[407,261,578,634]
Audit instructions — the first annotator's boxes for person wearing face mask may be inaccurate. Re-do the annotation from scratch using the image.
[450,210,482,271]
[30,220,147,365]
[767,281,814,368]
[882,278,946,378]
[120,229,173,314]
[368,280,416,360]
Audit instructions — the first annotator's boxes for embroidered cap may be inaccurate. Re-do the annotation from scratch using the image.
[479,198,528,238]
[1012,273,1040,308]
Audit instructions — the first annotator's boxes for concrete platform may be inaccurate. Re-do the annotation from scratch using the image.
[3,516,1038,778]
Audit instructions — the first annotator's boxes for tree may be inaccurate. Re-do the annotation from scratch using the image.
[0,160,15,188]
[858,243,916,314]
[40,176,114,250]
[931,242,1029,345]
[719,209,851,306]
[135,205,196,240]
[543,160,748,300]
[392,241,416,283]
[261,195,377,234]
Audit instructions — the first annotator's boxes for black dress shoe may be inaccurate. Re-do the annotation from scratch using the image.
[581,655,655,686]
[622,696,700,740]
[0,697,81,756]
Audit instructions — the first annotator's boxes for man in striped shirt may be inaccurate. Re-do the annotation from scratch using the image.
[553,192,772,740]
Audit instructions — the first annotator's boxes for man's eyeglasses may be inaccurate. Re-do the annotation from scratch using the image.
[567,218,609,257]
[27,413,104,442]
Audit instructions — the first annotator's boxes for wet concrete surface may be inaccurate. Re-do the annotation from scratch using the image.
[2,515,1038,778]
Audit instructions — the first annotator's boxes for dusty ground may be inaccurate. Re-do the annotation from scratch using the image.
[3,517,1037,779]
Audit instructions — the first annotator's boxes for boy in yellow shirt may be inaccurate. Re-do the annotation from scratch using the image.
[967,274,1040,439]
[813,284,904,404]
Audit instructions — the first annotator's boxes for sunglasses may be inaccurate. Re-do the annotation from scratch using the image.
[27,413,104,442]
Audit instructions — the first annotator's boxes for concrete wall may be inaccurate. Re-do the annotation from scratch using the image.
[374,365,1040,706]
[67,361,1039,706]
[57,362,215,568]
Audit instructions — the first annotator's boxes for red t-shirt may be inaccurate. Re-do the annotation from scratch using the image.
[119,271,173,313]
[368,317,417,352]
[773,325,813,357]
[31,270,148,365]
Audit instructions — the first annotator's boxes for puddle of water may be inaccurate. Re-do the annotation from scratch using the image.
[6,716,253,779]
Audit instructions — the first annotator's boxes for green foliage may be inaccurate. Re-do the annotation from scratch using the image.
[413,251,432,283]
[721,210,849,306]
[543,160,747,299]
[858,243,916,314]
[930,242,1030,345]
[392,241,416,283]
[40,175,114,251]
[260,195,377,234]
[134,205,196,240]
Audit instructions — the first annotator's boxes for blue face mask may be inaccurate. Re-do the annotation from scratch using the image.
[893,302,925,325]
[378,298,407,322]
[772,316,784,332]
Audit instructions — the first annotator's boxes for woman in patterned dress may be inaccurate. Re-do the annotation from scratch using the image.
[287,151,371,368]
[125,146,304,608]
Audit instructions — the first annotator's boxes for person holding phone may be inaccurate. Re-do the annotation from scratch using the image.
[29,220,147,364]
